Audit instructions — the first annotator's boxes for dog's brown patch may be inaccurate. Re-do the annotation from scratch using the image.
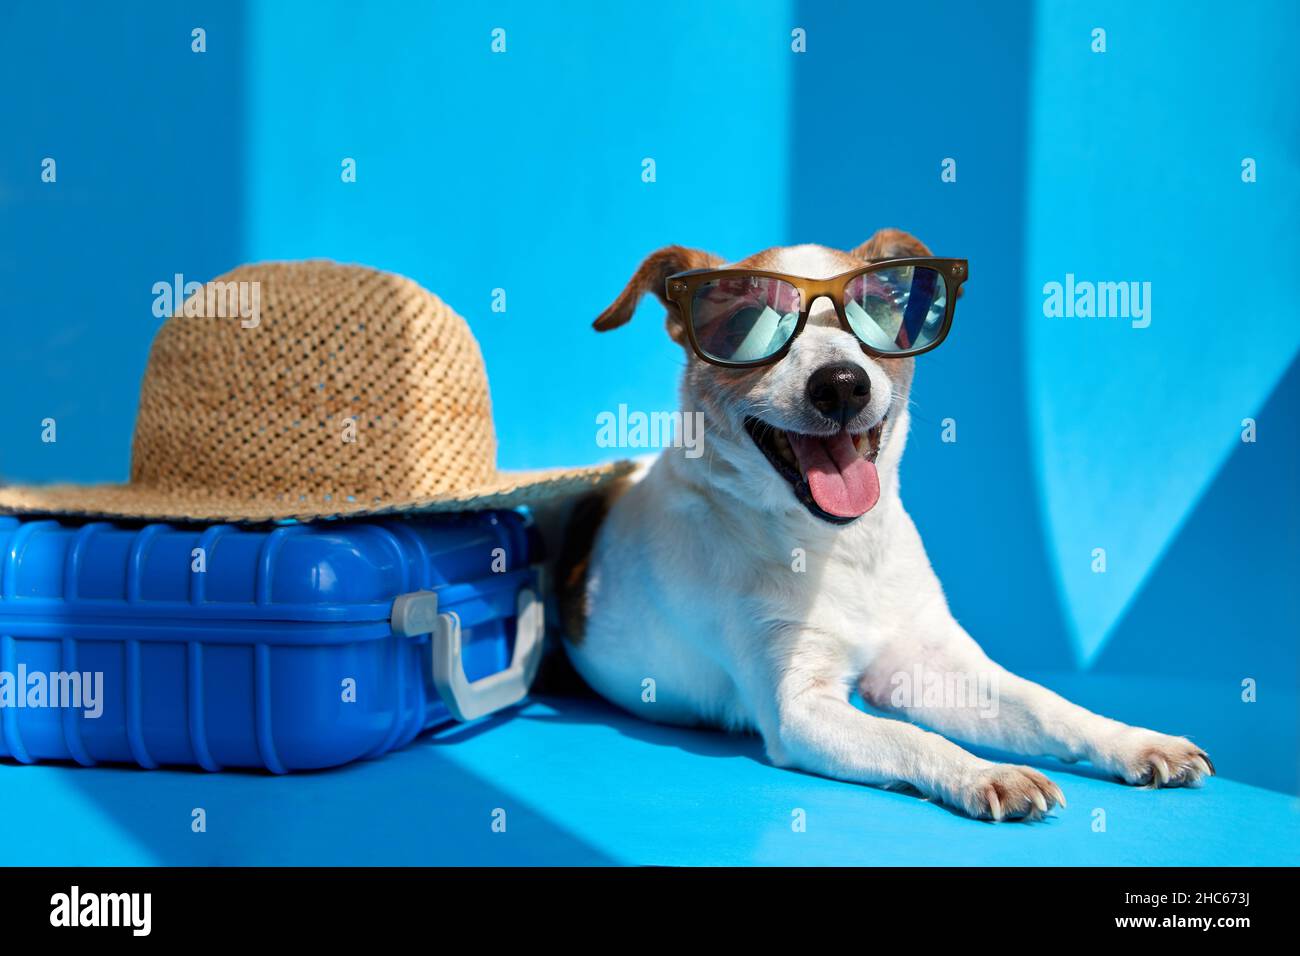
[851,227,933,263]
[556,492,610,645]
[555,471,639,645]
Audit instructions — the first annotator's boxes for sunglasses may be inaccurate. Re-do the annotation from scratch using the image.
[664,258,968,368]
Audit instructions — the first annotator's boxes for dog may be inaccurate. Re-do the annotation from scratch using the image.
[558,230,1213,821]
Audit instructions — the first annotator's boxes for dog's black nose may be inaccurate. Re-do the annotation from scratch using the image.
[807,363,870,427]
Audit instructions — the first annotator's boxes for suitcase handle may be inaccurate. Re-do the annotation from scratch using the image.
[428,587,544,722]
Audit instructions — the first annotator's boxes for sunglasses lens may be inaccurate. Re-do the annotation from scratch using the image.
[691,276,802,364]
[845,267,947,353]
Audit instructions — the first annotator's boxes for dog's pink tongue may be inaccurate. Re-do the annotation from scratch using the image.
[788,430,880,518]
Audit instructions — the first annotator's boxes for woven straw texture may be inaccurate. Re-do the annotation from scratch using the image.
[0,260,628,522]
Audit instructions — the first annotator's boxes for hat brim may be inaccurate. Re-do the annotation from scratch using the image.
[0,460,636,524]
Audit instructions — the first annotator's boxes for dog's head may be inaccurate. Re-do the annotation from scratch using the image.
[594,230,934,525]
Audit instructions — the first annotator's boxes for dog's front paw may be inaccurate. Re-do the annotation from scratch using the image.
[1100,728,1214,788]
[951,762,1066,822]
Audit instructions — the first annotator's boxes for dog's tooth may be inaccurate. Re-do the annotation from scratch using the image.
[773,429,795,466]
[777,431,806,475]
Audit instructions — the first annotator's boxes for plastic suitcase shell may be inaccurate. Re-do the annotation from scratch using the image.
[0,512,542,773]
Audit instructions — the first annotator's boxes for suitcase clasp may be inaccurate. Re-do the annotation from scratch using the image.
[391,591,441,637]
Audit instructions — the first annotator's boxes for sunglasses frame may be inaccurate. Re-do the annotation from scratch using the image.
[664,257,968,369]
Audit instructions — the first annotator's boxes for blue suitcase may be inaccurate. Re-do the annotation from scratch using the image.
[0,511,543,772]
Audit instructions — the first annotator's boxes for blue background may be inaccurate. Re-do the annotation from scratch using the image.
[1,0,1296,864]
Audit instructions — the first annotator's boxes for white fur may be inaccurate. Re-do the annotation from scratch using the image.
[567,245,1212,821]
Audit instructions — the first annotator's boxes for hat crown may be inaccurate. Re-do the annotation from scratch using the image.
[130,260,497,510]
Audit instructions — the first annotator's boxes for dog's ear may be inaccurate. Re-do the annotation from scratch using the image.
[852,228,962,301]
[593,245,723,343]
[851,228,933,262]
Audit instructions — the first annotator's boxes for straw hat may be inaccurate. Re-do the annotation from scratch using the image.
[0,260,630,523]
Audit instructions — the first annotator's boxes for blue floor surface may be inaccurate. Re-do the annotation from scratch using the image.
[1,676,1296,866]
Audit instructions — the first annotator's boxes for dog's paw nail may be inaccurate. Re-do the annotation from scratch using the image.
[964,764,1061,823]
[986,788,1003,822]
[1112,732,1214,789]
[1152,756,1170,787]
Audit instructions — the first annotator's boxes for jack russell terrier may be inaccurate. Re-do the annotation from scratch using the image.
[557,230,1213,821]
